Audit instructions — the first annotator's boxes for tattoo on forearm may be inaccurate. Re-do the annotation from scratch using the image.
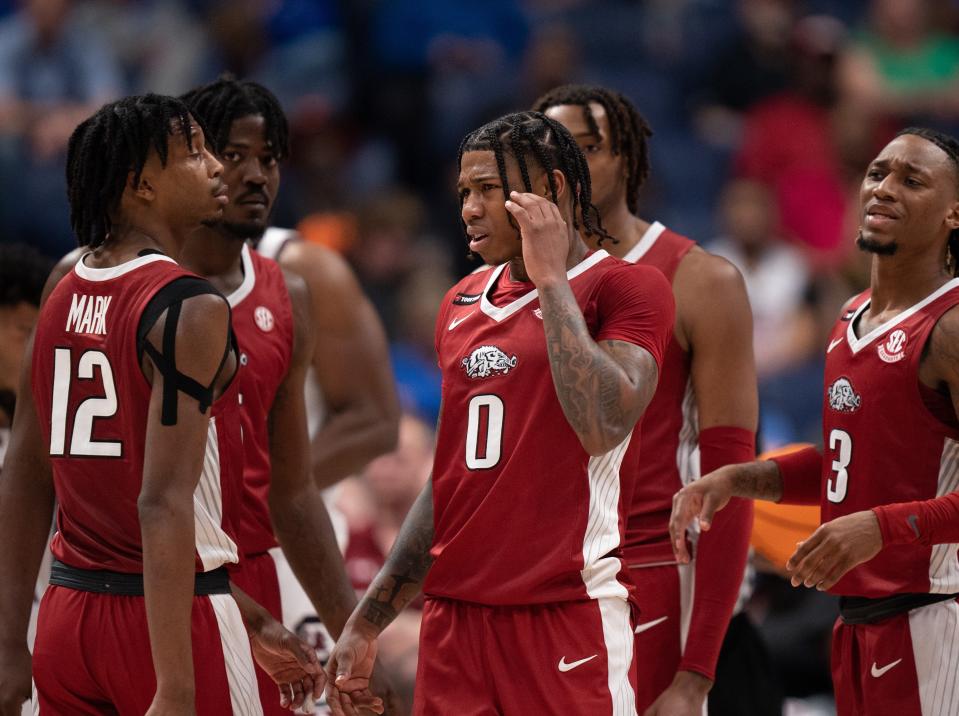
[358,484,434,631]
[539,284,650,448]
[733,461,783,501]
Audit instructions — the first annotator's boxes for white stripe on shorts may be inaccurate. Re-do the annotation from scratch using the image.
[596,596,637,716]
[909,598,959,716]
[209,594,264,716]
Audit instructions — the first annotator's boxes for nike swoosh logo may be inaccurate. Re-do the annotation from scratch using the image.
[558,654,598,672]
[448,315,469,331]
[634,616,669,634]
[908,514,921,539]
[871,658,902,678]
[827,337,844,353]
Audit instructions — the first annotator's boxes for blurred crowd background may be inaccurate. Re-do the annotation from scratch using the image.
[5,0,959,712]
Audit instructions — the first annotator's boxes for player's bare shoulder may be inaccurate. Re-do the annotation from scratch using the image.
[672,246,751,347]
[276,235,361,299]
[923,301,959,386]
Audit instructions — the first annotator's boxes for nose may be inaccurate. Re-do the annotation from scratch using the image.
[243,158,267,186]
[872,173,897,201]
[461,191,483,222]
[205,148,223,178]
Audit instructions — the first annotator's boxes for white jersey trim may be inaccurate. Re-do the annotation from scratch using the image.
[931,437,959,594]
[622,221,666,263]
[256,226,298,261]
[73,252,175,282]
[845,278,959,354]
[227,244,257,308]
[194,417,239,571]
[479,250,609,322]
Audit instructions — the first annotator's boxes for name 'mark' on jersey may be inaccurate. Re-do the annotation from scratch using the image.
[31,253,242,573]
[425,250,674,606]
[822,279,959,597]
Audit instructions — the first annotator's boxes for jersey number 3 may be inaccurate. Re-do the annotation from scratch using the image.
[827,428,852,503]
[50,348,122,457]
[465,394,504,469]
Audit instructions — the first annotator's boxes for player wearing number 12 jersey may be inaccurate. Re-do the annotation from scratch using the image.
[671,128,959,716]
[327,112,674,716]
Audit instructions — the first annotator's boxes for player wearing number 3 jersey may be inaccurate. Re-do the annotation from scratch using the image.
[670,128,959,716]
[326,112,674,716]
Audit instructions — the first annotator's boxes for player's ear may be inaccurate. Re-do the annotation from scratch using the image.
[131,170,156,202]
[946,199,959,232]
[549,168,568,204]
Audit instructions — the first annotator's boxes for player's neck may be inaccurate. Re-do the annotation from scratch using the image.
[869,253,953,313]
[593,201,649,259]
[97,222,179,265]
[182,225,245,275]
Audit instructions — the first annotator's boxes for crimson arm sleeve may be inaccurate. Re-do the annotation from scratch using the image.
[874,492,959,546]
[769,445,822,505]
[679,426,755,679]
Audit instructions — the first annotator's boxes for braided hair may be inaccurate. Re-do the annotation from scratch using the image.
[897,127,959,276]
[65,94,197,248]
[533,84,653,217]
[181,75,289,161]
[457,110,613,244]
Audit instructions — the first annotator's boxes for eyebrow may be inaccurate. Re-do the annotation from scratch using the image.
[458,173,501,187]
[573,130,601,140]
[872,158,933,177]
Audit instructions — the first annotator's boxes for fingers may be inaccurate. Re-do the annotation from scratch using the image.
[286,635,320,674]
[669,490,700,563]
[698,492,724,532]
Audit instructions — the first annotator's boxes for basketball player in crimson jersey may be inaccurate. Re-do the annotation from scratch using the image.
[536,85,758,715]
[326,111,675,716]
[178,77,390,715]
[671,128,959,715]
[0,95,320,716]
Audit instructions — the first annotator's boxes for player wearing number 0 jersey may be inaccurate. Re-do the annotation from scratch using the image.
[670,128,959,716]
[327,111,674,716]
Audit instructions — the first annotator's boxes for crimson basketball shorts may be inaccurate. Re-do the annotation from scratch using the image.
[414,596,637,716]
[229,550,285,716]
[832,597,959,716]
[628,562,699,713]
[32,584,262,715]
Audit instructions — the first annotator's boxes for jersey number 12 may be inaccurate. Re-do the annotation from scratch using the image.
[49,348,122,458]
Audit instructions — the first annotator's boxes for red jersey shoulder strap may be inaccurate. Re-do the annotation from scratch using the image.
[624,222,695,281]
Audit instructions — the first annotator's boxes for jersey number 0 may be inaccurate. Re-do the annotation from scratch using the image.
[465,394,504,469]
[49,348,122,458]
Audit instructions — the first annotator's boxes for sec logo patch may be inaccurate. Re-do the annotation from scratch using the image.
[254,306,275,332]
[878,329,906,363]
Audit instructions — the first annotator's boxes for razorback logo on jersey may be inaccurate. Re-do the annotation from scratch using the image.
[877,329,907,363]
[462,345,517,379]
[827,377,862,413]
[452,292,482,305]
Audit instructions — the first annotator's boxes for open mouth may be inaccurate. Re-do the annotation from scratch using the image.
[468,234,490,251]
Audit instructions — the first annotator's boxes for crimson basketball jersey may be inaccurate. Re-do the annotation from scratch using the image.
[619,223,697,565]
[822,279,959,597]
[424,250,675,605]
[32,253,242,573]
[228,244,294,557]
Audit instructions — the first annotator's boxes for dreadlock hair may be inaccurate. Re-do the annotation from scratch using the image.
[457,110,614,245]
[533,84,653,218]
[897,127,959,276]
[66,94,197,249]
[181,75,289,161]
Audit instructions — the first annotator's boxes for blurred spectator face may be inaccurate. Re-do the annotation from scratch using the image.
[0,301,37,393]
[363,414,433,508]
[721,179,777,253]
[216,114,281,239]
[871,0,927,43]
[544,102,626,217]
[350,191,424,285]
[737,0,793,48]
[25,0,69,41]
[458,150,525,266]
[857,133,959,257]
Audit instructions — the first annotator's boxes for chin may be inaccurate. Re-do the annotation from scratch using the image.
[220,219,268,239]
[856,232,898,256]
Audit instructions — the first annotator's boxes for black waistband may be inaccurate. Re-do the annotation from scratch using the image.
[839,592,958,625]
[49,560,231,596]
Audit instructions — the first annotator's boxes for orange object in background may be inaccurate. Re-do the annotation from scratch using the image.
[751,444,821,574]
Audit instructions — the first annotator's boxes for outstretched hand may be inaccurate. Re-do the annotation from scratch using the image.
[249,617,324,712]
[668,468,735,563]
[325,622,384,716]
[785,510,883,592]
[504,191,573,287]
